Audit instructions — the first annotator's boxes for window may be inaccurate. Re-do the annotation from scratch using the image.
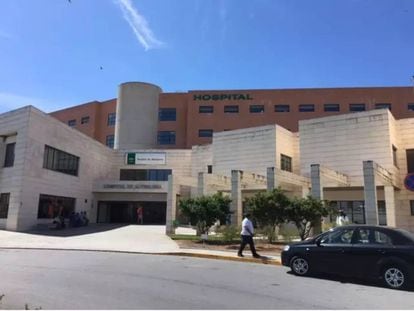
[198,129,213,137]
[106,135,114,148]
[324,104,340,112]
[392,145,398,167]
[159,108,176,121]
[120,169,172,181]
[274,105,290,112]
[375,103,391,110]
[224,105,239,113]
[157,131,176,145]
[4,142,15,167]
[373,230,393,245]
[249,105,264,113]
[281,154,292,172]
[349,103,366,112]
[207,165,213,174]
[378,201,387,226]
[0,193,10,219]
[408,103,414,111]
[37,194,75,219]
[107,113,116,126]
[410,201,414,216]
[355,228,370,244]
[299,104,315,112]
[81,116,90,124]
[354,228,392,245]
[68,119,76,127]
[199,106,214,113]
[320,228,354,244]
[43,145,79,176]
[406,149,414,173]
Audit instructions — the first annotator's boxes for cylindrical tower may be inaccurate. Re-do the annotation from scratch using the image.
[114,82,162,150]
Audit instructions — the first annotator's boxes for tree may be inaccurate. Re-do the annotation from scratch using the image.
[178,193,231,235]
[245,188,290,242]
[286,196,335,241]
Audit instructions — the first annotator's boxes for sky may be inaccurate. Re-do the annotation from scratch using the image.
[0,0,413,113]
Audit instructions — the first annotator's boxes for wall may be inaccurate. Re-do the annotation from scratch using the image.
[212,125,277,177]
[275,125,300,175]
[395,118,414,230]
[14,107,116,230]
[115,82,162,149]
[191,144,213,177]
[299,110,395,185]
[0,107,30,230]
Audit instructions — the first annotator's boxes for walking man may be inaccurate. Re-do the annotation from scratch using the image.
[238,213,261,258]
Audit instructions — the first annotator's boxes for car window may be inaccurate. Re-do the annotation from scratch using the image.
[355,228,370,244]
[373,230,393,245]
[320,228,354,244]
[354,228,393,245]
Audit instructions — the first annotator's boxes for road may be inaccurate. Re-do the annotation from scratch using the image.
[0,249,413,309]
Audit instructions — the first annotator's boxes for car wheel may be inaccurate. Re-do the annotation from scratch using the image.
[382,265,407,290]
[290,256,310,276]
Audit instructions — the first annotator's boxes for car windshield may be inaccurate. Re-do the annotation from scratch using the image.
[395,229,414,243]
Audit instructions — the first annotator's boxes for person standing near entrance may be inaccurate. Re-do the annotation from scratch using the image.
[238,213,261,258]
[137,206,144,225]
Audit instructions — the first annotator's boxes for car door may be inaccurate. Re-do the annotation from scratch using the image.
[351,228,394,278]
[310,227,356,276]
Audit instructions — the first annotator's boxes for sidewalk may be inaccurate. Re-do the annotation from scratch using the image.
[0,224,281,265]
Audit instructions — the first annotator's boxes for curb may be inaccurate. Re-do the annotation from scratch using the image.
[165,252,281,265]
[0,247,281,265]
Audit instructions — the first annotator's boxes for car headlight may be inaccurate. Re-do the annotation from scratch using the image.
[283,245,290,251]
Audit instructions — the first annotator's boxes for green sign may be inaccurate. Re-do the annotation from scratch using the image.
[127,153,135,165]
[193,94,253,101]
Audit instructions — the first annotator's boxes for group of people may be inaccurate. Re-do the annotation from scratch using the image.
[51,211,89,230]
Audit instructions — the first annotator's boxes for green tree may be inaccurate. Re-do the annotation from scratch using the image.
[178,193,231,235]
[286,196,335,241]
[245,188,290,242]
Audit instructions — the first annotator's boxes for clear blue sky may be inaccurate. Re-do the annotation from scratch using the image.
[0,0,413,113]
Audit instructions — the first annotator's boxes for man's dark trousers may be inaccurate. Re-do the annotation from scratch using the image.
[238,235,258,256]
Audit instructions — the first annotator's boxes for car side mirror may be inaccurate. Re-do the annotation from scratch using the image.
[316,239,322,247]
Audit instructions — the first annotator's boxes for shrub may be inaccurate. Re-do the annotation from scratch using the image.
[216,225,240,242]
[278,224,299,242]
[178,192,231,235]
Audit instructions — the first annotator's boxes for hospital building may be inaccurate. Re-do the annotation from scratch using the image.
[1,82,414,233]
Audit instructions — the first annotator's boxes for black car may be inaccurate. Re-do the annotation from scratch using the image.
[281,225,414,289]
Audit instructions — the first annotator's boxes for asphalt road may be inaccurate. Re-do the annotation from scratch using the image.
[0,249,413,309]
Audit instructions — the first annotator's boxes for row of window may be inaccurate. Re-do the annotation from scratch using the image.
[68,113,116,127]
[158,103,414,121]
[120,169,172,181]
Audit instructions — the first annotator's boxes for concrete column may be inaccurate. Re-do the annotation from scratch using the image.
[310,164,323,200]
[197,172,207,196]
[363,161,378,225]
[384,186,397,227]
[266,167,277,191]
[166,174,178,235]
[231,170,243,226]
[310,164,322,234]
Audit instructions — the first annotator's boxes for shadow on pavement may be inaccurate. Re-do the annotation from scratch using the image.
[286,270,414,292]
[24,223,131,237]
